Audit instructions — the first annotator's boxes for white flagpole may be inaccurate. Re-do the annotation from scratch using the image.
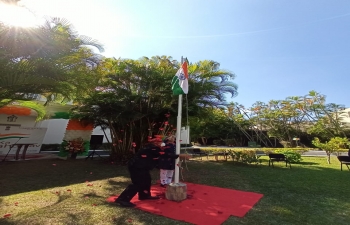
[174,56,183,184]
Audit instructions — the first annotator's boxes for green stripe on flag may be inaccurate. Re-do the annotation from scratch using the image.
[171,76,185,95]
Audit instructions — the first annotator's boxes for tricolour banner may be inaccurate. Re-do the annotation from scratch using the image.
[0,126,47,155]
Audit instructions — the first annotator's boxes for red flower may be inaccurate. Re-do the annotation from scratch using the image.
[67,189,72,192]
[159,128,164,131]
[164,121,169,125]
[3,214,11,218]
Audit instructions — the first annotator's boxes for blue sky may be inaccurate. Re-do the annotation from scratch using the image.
[3,0,350,107]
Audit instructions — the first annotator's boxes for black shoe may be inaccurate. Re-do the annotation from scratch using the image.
[115,199,136,207]
[139,196,160,200]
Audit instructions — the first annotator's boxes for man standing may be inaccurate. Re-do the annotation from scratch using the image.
[159,135,177,187]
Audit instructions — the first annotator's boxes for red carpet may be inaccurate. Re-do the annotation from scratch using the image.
[107,182,263,225]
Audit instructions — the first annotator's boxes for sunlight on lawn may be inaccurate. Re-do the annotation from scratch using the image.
[0,157,349,225]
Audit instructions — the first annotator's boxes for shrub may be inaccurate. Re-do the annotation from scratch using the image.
[213,139,225,146]
[224,139,235,146]
[228,150,259,164]
[274,149,302,163]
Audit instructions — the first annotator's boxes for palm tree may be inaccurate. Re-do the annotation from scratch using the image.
[73,57,239,161]
[0,17,104,106]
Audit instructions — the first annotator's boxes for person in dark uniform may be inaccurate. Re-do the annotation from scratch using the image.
[114,138,163,207]
[159,135,177,187]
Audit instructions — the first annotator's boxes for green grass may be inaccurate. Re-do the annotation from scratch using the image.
[0,156,349,225]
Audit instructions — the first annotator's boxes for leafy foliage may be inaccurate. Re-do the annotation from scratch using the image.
[228,150,259,164]
[0,17,104,105]
[312,137,349,164]
[274,149,302,163]
[72,57,237,161]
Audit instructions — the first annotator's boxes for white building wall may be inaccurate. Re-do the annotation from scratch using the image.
[38,119,111,144]
[339,108,350,125]
[0,114,37,127]
[39,119,68,144]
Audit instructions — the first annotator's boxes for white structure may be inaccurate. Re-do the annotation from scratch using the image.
[0,103,111,156]
[339,108,350,128]
[39,119,110,144]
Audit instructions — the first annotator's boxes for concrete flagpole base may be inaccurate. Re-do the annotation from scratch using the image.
[165,182,187,201]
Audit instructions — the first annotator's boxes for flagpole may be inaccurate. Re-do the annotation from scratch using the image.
[174,56,183,184]
[166,56,187,202]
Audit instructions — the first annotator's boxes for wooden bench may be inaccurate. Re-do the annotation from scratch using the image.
[268,153,291,168]
[337,156,350,171]
[255,150,266,164]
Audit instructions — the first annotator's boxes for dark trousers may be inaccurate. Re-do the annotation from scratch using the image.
[116,166,152,202]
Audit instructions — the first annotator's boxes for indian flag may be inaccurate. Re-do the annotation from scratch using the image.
[171,62,188,95]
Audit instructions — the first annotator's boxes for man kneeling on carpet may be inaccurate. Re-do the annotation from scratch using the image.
[115,137,178,207]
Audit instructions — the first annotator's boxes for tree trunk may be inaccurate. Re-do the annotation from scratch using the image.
[326,152,331,164]
[201,137,207,145]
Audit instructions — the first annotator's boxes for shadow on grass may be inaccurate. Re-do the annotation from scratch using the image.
[0,158,130,197]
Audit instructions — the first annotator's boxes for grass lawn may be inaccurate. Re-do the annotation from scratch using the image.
[0,155,349,225]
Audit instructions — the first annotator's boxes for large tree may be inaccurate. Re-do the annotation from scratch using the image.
[0,17,104,107]
[73,57,238,161]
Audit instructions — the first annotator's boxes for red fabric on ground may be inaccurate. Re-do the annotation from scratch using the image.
[107,182,263,225]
